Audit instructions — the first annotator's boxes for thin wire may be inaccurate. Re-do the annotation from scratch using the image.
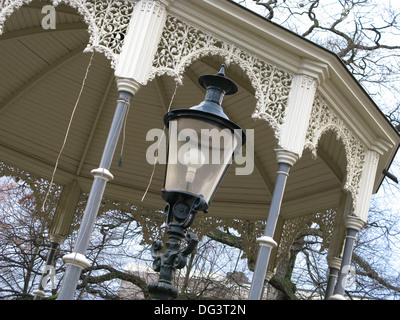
[119,99,131,167]
[41,51,95,212]
[141,82,179,202]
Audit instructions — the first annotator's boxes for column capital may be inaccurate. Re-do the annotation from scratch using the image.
[256,236,278,248]
[327,256,342,270]
[354,150,380,221]
[345,216,365,231]
[49,234,65,245]
[265,270,275,281]
[275,148,298,166]
[49,180,81,243]
[63,253,90,270]
[116,77,141,96]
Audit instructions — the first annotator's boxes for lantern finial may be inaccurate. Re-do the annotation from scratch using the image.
[217,64,226,76]
[198,64,238,95]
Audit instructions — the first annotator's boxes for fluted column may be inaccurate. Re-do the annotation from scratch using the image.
[279,74,317,156]
[353,150,380,221]
[115,0,174,92]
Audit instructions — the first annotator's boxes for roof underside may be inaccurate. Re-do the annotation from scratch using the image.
[0,1,395,223]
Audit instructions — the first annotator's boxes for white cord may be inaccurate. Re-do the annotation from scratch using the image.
[141,82,179,202]
[119,99,131,167]
[41,52,95,212]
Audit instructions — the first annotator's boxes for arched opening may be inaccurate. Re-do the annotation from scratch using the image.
[0,0,120,185]
[126,53,280,221]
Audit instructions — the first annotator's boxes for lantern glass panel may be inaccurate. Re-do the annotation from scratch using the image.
[164,116,238,204]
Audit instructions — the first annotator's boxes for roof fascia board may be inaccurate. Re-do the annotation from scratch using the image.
[168,0,303,74]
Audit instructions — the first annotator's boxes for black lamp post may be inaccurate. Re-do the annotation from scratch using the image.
[148,65,246,299]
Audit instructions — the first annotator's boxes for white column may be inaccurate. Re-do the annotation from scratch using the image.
[115,0,174,95]
[48,180,81,242]
[279,74,317,157]
[354,150,380,221]
[34,181,81,300]
[248,73,316,300]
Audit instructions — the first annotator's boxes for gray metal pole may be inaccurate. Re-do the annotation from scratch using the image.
[329,227,358,300]
[248,162,292,300]
[325,266,340,299]
[33,242,59,300]
[57,91,132,300]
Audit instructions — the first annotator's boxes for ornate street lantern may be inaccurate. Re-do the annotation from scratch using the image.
[148,65,246,299]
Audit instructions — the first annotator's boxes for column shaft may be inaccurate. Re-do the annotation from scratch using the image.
[248,160,292,300]
[325,266,340,299]
[330,217,364,300]
[57,91,132,300]
[329,228,357,299]
[33,242,59,300]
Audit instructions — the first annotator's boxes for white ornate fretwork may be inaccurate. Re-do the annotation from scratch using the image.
[276,209,337,266]
[0,0,136,69]
[305,94,366,209]
[150,15,294,139]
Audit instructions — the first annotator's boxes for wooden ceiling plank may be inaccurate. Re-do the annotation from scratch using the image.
[316,146,344,184]
[76,73,115,176]
[154,76,170,114]
[0,23,87,42]
[0,44,86,115]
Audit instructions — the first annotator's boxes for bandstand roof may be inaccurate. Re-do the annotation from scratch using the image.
[0,0,398,228]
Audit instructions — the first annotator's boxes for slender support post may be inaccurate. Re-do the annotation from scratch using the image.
[329,149,377,301]
[248,149,297,300]
[57,90,134,300]
[324,192,346,299]
[33,241,59,300]
[329,216,364,300]
[34,181,80,300]
[324,257,341,300]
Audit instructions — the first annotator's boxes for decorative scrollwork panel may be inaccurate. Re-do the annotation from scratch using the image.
[305,94,366,209]
[0,0,136,68]
[150,15,294,140]
[276,209,337,267]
